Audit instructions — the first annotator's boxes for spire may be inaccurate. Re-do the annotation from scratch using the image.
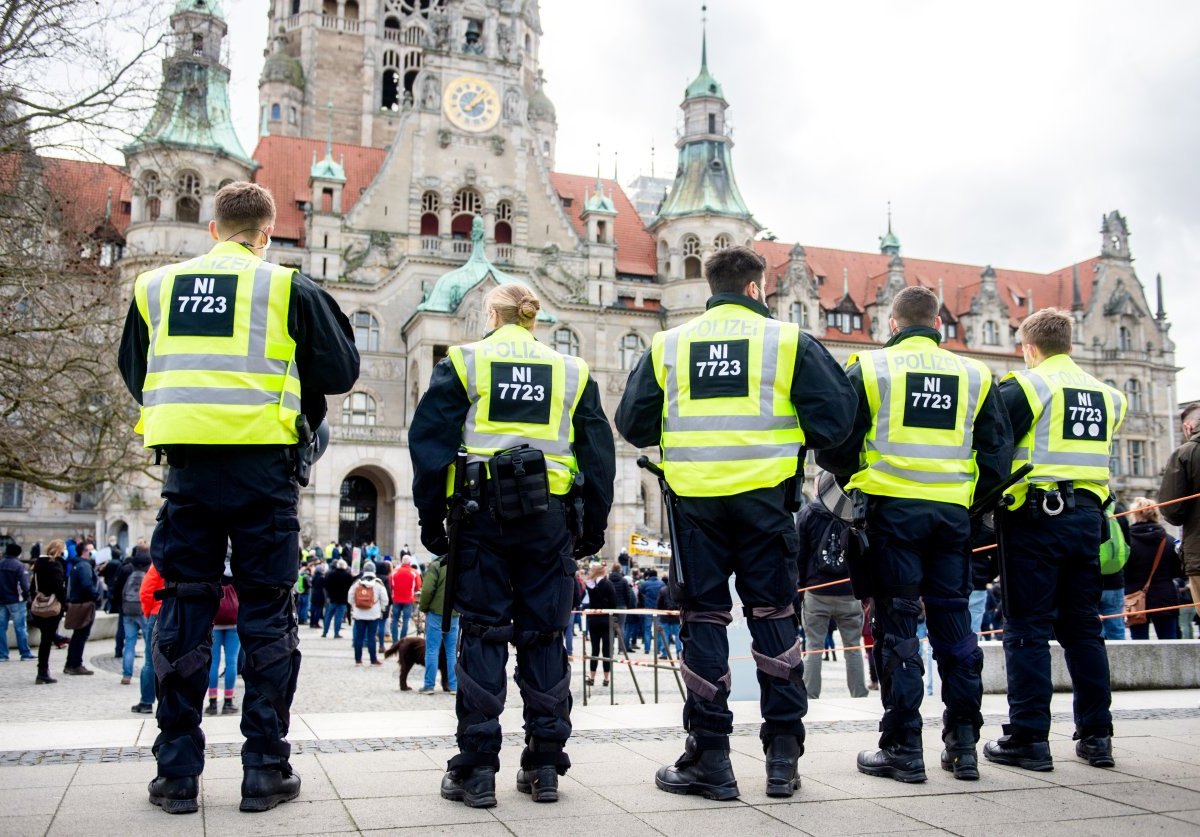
[684,4,724,100]
[310,102,346,182]
[1156,273,1166,320]
[879,201,901,256]
[325,101,334,160]
[613,151,619,183]
[937,277,944,307]
[650,141,656,178]
[104,187,112,221]
[701,4,708,72]
[1071,263,1083,311]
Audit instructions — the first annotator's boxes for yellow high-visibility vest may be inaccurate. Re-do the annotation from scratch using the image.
[1005,353,1126,508]
[133,241,301,446]
[848,335,991,508]
[448,323,586,496]
[652,303,805,497]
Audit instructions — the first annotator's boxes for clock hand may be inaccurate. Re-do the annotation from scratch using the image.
[462,92,487,112]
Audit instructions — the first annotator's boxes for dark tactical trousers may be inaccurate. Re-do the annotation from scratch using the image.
[1000,495,1111,741]
[674,484,807,750]
[151,446,302,779]
[448,497,575,776]
[867,497,983,749]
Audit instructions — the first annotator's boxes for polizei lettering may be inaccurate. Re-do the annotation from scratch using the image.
[481,341,549,360]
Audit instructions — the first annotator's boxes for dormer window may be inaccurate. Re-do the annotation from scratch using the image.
[981,320,1000,346]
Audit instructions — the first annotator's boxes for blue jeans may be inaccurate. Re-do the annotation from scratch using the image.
[565,611,582,655]
[376,614,387,649]
[658,622,681,657]
[1098,588,1126,640]
[121,614,147,677]
[0,602,32,659]
[424,613,458,690]
[352,619,378,663]
[623,614,641,649]
[968,589,987,634]
[296,592,310,625]
[323,602,346,637]
[391,602,414,640]
[208,627,240,693]
[140,615,157,705]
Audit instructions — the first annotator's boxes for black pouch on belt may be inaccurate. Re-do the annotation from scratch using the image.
[489,444,550,520]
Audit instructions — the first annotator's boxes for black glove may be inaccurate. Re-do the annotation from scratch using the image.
[420,520,449,556]
[573,532,604,559]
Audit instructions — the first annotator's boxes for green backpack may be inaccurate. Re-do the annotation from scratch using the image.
[1098,514,1129,575]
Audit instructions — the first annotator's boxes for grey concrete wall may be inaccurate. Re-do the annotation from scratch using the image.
[5,612,119,650]
[980,640,1200,693]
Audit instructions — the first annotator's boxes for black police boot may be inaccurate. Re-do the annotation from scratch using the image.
[764,735,801,798]
[940,723,980,781]
[516,765,558,802]
[147,775,198,815]
[857,740,927,784]
[1075,735,1115,768]
[441,767,497,808]
[983,734,1053,772]
[654,734,740,800]
[239,766,301,812]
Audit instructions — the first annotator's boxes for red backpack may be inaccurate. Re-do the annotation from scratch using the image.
[354,580,376,609]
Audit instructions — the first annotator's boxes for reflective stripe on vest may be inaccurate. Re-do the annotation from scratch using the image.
[655,306,805,497]
[1005,354,1126,508]
[450,324,585,496]
[847,337,989,507]
[135,243,301,446]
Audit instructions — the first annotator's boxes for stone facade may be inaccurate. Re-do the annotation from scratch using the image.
[0,0,1177,560]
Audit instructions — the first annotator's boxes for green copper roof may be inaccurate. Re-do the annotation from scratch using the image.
[174,0,223,17]
[655,141,751,220]
[685,29,724,100]
[127,60,252,165]
[311,151,345,182]
[879,207,901,256]
[262,50,304,89]
[584,173,616,214]
[417,217,555,322]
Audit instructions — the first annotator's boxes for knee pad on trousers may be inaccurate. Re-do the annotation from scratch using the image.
[152,582,224,683]
[681,609,733,626]
[923,595,969,612]
[680,660,731,702]
[749,637,806,689]
[889,596,923,617]
[515,667,571,720]
[928,630,982,671]
[880,634,923,677]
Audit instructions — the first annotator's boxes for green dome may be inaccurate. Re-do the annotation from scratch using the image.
[528,87,556,122]
[174,0,223,16]
[262,50,304,89]
[684,30,724,100]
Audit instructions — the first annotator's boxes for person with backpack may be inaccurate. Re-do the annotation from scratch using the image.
[117,546,152,685]
[1098,504,1131,640]
[797,475,867,699]
[347,562,389,666]
[207,566,241,715]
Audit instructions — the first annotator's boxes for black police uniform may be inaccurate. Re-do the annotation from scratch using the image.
[118,264,359,796]
[988,378,1113,761]
[817,326,1013,780]
[409,345,615,798]
[616,293,858,798]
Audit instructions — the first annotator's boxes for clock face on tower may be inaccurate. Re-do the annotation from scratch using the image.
[443,76,500,133]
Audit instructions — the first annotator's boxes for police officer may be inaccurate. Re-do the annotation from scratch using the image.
[615,246,857,800]
[983,308,1126,771]
[410,283,615,809]
[118,182,359,814]
[817,286,1012,783]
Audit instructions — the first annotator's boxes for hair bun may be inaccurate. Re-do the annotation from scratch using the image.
[518,298,540,320]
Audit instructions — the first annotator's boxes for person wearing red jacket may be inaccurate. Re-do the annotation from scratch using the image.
[390,556,422,640]
[132,563,165,714]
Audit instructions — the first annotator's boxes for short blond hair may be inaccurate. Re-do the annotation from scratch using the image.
[485,283,540,329]
[1130,497,1161,524]
[45,539,65,558]
[1018,308,1072,356]
[214,181,276,233]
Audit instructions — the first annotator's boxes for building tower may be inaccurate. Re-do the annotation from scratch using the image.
[651,12,759,320]
[123,0,257,264]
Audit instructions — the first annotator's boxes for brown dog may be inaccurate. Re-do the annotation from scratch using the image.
[383,636,450,691]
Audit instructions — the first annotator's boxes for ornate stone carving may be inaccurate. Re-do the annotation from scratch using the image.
[437,128,451,148]
[490,134,505,156]
[420,74,440,111]
[502,86,521,122]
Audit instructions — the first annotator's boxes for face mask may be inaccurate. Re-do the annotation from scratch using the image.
[260,235,272,256]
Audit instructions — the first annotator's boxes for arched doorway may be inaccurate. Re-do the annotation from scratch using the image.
[107,520,129,554]
[339,476,378,546]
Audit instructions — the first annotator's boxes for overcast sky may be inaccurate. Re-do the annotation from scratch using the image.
[214,1,1199,397]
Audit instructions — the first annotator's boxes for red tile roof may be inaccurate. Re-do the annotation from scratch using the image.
[756,239,1099,350]
[251,135,387,244]
[549,173,658,277]
[38,156,132,237]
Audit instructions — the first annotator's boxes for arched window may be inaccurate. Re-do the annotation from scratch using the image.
[453,188,482,216]
[402,50,422,99]
[270,102,281,120]
[381,50,401,110]
[322,0,336,15]
[420,190,440,236]
[495,199,513,244]
[553,327,579,356]
[682,234,702,279]
[496,200,513,222]
[1119,325,1133,352]
[596,219,607,244]
[344,0,359,19]
[342,392,377,426]
[619,333,646,370]
[713,233,731,251]
[352,311,380,352]
[142,172,161,221]
[288,106,298,125]
[1125,379,1142,413]
[176,170,201,224]
[981,320,999,346]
